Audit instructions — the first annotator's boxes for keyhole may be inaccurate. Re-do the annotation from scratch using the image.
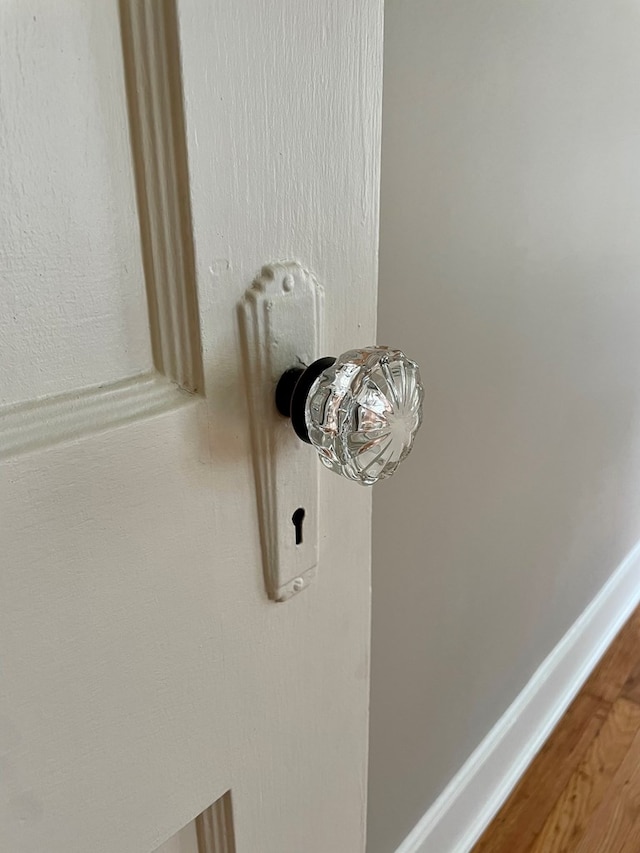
[292,507,305,545]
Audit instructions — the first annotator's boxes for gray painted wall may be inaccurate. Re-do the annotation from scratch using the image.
[369,2,640,851]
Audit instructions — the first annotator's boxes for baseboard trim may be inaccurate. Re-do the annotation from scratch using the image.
[395,541,640,853]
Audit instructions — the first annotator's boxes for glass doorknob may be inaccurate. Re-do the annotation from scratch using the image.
[275,346,424,485]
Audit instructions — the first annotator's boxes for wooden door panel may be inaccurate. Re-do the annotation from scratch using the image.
[0,2,382,851]
[1,0,203,465]
[0,2,153,407]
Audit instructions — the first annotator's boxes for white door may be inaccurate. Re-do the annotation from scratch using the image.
[0,3,383,852]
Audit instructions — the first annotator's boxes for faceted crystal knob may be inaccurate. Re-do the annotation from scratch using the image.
[275,346,424,485]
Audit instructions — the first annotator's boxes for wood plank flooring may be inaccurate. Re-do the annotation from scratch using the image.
[473,607,640,853]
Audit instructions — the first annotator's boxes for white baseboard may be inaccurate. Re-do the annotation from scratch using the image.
[395,541,640,853]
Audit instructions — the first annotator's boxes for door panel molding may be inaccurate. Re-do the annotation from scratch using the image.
[119,0,204,394]
[0,372,194,460]
[1,0,204,462]
[195,793,236,853]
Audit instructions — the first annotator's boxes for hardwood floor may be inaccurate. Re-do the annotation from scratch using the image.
[473,607,640,853]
